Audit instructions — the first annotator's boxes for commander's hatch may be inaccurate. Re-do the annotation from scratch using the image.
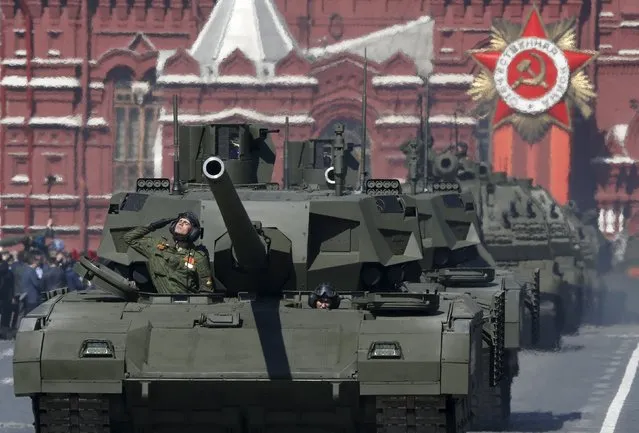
[351,292,440,314]
[427,268,495,286]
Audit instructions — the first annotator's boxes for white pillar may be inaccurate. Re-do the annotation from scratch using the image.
[605,209,615,233]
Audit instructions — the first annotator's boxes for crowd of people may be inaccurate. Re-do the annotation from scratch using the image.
[0,219,91,339]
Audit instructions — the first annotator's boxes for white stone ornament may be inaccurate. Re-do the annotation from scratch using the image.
[493,37,570,115]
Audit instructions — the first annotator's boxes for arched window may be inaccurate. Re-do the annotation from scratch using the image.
[319,117,372,175]
[109,67,161,192]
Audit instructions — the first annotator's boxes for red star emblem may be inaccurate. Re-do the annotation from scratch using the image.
[470,8,596,129]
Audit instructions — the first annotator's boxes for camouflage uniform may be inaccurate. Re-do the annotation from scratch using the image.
[123,226,213,294]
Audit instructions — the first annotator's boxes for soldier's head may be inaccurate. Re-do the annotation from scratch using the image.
[170,211,201,244]
[456,142,468,157]
[1,251,11,263]
[308,282,340,310]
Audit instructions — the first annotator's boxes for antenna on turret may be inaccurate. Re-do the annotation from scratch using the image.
[418,93,424,191]
[422,84,430,189]
[333,124,346,197]
[359,48,368,191]
[171,94,184,195]
[454,109,459,146]
[283,116,290,189]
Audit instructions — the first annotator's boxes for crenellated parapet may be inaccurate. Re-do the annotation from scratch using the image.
[429,0,583,23]
[0,0,213,21]
[93,0,201,24]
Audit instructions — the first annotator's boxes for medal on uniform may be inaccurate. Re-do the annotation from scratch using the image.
[184,255,196,269]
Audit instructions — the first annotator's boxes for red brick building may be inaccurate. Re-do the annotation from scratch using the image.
[0,0,637,250]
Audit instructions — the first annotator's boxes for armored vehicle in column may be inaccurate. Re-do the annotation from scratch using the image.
[13,112,485,433]
[478,173,578,348]
[290,133,530,430]
[402,146,540,430]
[530,186,586,333]
[563,204,611,323]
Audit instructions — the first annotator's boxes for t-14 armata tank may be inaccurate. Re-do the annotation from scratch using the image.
[287,134,531,430]
[14,116,484,433]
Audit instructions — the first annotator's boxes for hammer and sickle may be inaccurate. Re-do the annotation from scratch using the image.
[511,52,548,90]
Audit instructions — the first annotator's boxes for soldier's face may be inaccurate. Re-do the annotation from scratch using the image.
[315,299,331,309]
[174,218,192,236]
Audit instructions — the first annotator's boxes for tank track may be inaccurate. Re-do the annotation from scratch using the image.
[34,394,110,433]
[375,395,469,433]
[33,394,470,433]
[470,351,512,431]
[34,394,129,433]
[530,269,541,345]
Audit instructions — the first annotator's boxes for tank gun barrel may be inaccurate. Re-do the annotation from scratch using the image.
[202,156,268,268]
[432,151,459,181]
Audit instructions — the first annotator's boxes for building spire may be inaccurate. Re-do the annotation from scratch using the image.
[189,0,297,76]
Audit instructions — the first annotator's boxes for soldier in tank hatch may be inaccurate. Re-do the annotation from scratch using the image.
[123,212,214,294]
[229,132,241,159]
[308,283,340,310]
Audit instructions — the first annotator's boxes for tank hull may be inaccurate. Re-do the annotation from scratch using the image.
[15,289,483,433]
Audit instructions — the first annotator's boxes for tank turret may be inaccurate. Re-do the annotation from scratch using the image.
[201,156,292,294]
[283,133,360,190]
[176,123,278,187]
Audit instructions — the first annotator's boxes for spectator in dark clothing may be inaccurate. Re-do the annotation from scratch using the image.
[59,252,83,291]
[43,252,65,292]
[9,251,28,332]
[0,257,15,339]
[34,252,45,281]
[22,256,44,315]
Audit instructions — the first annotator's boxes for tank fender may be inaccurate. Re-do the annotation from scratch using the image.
[357,317,443,396]
[13,297,65,396]
[559,267,580,286]
[503,288,522,349]
[36,322,130,395]
[440,295,483,396]
[537,266,562,296]
[497,273,525,349]
[13,330,44,396]
[357,294,482,397]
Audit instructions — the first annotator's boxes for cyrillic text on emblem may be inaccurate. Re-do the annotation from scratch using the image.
[493,37,570,115]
